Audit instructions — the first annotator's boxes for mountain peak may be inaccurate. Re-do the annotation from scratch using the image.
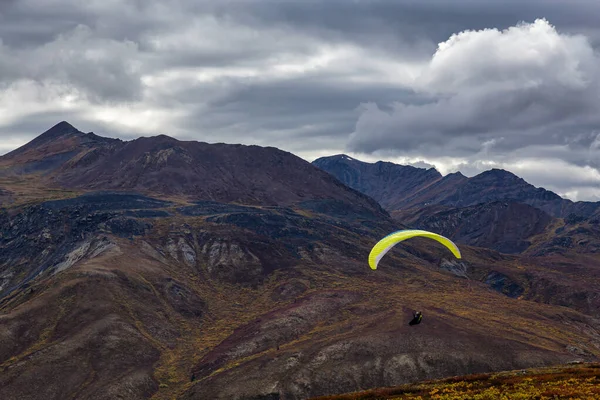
[1,121,83,159]
[51,120,76,130]
[473,168,524,183]
[312,155,443,210]
[39,121,80,140]
[315,154,359,163]
[152,134,178,141]
[314,154,440,174]
[486,168,517,176]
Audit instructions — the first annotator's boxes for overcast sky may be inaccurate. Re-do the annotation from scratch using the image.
[2,1,600,200]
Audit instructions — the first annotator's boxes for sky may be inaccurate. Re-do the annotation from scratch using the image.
[2,0,600,201]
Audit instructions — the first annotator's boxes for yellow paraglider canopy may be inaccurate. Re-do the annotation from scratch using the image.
[368,229,461,270]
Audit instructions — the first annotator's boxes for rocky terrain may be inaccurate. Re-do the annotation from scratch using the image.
[397,201,554,254]
[0,123,599,400]
[310,155,442,211]
[312,154,600,218]
[313,154,600,256]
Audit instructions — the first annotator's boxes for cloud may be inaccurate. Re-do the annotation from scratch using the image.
[346,18,600,200]
[0,25,143,102]
[2,2,600,200]
[348,19,600,155]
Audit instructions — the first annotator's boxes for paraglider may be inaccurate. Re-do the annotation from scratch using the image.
[368,229,461,327]
[368,229,461,270]
[409,311,423,326]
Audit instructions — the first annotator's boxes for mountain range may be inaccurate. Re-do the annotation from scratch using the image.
[0,122,599,400]
[313,154,600,255]
[312,154,600,218]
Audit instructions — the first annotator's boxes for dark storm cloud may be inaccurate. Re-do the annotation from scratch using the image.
[344,17,600,201]
[194,0,600,51]
[1,0,600,199]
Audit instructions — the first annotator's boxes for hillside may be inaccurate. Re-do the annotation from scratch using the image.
[313,155,600,256]
[0,123,599,399]
[311,155,442,211]
[1,122,387,218]
[396,201,554,254]
[311,363,600,399]
[2,196,598,399]
[312,155,600,218]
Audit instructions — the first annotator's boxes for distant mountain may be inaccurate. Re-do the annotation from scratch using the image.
[422,168,598,218]
[312,154,600,218]
[313,154,600,255]
[0,122,387,220]
[311,154,442,211]
[0,121,122,174]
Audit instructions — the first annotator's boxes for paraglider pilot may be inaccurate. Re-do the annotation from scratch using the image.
[409,311,422,326]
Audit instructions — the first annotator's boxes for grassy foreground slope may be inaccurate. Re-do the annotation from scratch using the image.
[311,363,600,399]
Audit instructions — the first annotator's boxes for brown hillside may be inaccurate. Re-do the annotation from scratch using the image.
[0,123,598,399]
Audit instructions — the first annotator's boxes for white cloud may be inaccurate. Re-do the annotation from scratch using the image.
[346,18,600,200]
[349,19,600,155]
[0,81,82,126]
[0,25,144,102]
[417,19,595,94]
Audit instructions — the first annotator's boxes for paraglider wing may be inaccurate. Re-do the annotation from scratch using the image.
[368,229,461,270]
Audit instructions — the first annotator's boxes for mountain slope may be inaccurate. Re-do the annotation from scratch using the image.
[312,155,600,218]
[397,201,554,254]
[0,122,387,220]
[311,155,442,210]
[2,195,599,400]
[0,124,599,400]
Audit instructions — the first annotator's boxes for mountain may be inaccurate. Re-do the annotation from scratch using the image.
[312,154,600,255]
[312,154,600,218]
[0,123,599,399]
[0,122,390,300]
[399,201,554,254]
[1,123,387,218]
[424,168,598,218]
[0,121,122,175]
[311,154,442,211]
